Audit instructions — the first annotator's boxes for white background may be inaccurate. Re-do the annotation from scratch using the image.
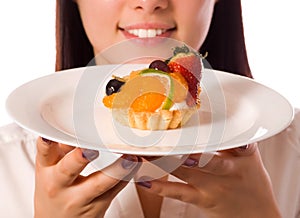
[0,1,300,126]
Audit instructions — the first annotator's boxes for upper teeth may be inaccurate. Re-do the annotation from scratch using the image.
[127,29,166,38]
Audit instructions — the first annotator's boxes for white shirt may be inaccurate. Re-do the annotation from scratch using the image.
[1,110,300,218]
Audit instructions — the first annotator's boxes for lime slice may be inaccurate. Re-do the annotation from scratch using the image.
[140,69,174,110]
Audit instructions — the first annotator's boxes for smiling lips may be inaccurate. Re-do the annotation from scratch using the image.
[120,26,175,38]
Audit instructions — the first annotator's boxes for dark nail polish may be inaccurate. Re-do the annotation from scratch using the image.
[41,137,52,145]
[82,149,99,161]
[121,155,137,169]
[239,144,249,150]
[137,181,152,189]
[183,158,198,167]
[137,177,152,189]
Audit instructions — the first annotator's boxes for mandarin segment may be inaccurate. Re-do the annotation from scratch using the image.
[102,93,116,108]
[131,92,166,112]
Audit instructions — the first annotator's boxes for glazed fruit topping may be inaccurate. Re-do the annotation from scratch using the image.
[103,45,202,110]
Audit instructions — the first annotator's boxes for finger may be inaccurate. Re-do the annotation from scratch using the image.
[228,143,258,157]
[54,147,99,186]
[36,137,63,167]
[82,155,140,201]
[90,176,140,215]
[181,152,234,176]
[90,180,129,213]
[136,177,207,207]
[59,143,75,155]
[181,153,201,167]
[170,166,216,185]
[96,157,142,202]
[179,143,258,176]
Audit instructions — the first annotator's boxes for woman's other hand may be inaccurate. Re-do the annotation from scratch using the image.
[137,143,281,218]
[34,137,140,218]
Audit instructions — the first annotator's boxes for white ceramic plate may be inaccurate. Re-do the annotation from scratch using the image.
[6,64,294,156]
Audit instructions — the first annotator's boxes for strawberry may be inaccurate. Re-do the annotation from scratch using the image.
[167,46,203,106]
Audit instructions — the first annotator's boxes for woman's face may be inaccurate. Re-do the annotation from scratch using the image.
[76,0,217,55]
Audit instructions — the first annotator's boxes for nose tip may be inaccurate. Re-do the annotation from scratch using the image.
[131,0,169,13]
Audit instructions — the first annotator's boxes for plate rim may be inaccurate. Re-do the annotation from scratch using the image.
[6,65,295,155]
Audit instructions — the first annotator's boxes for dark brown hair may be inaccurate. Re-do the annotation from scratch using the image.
[55,0,93,71]
[55,0,252,78]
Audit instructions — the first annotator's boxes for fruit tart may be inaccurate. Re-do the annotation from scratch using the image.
[102,45,204,130]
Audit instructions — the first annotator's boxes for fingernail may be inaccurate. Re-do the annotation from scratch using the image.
[183,158,198,167]
[137,176,152,189]
[121,155,137,169]
[81,148,99,161]
[41,137,53,145]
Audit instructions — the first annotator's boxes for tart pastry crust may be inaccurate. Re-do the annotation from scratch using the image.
[112,107,198,130]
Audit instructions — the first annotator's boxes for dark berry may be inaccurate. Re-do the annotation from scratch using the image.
[105,79,125,96]
[149,60,171,72]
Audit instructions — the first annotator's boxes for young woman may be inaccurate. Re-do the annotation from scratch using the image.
[1,0,299,217]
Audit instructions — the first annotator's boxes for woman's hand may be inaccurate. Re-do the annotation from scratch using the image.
[137,143,281,218]
[34,137,140,218]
